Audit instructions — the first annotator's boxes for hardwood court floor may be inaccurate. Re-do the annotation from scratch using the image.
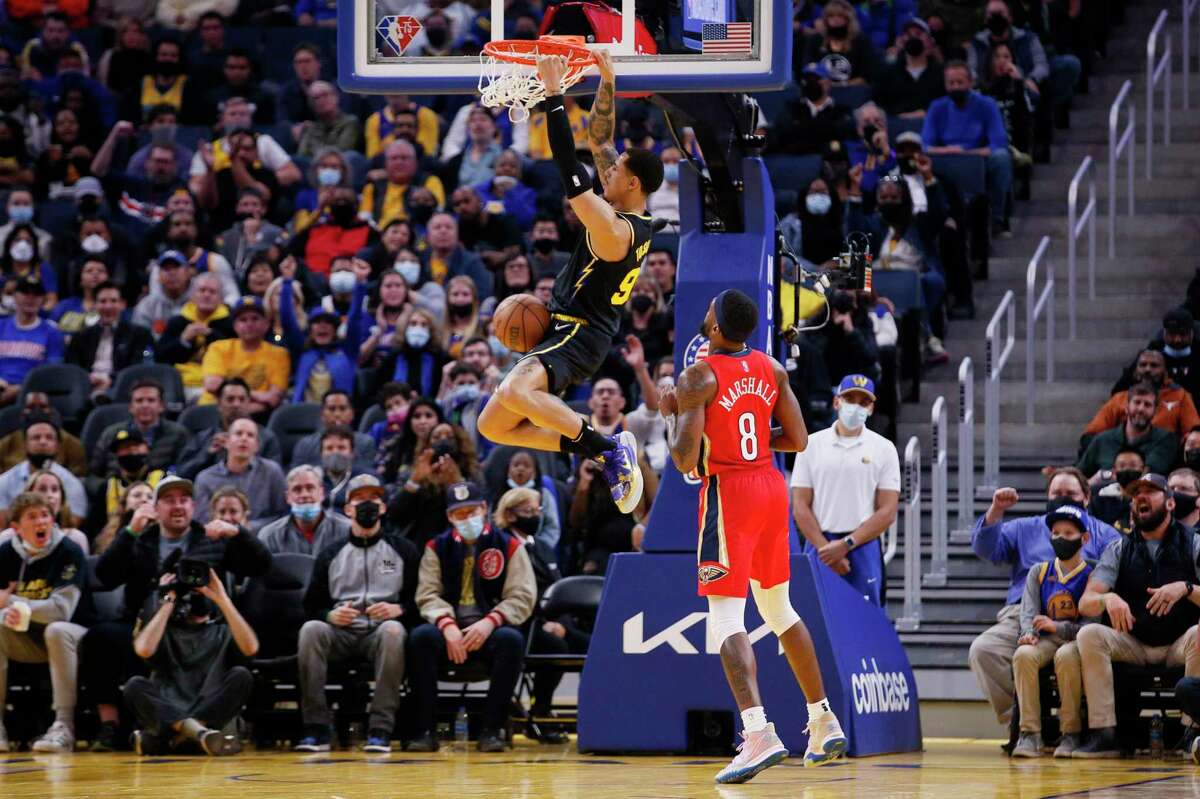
[3,738,1200,799]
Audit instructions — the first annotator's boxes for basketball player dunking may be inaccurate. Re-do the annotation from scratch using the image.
[478,50,663,515]
[661,290,847,783]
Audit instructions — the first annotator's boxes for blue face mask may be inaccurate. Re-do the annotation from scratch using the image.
[662,163,679,184]
[317,167,342,187]
[838,401,870,430]
[805,193,832,215]
[8,205,33,225]
[1165,344,1192,359]
[394,259,420,285]
[489,334,509,360]
[291,503,321,522]
[453,383,481,404]
[453,514,485,541]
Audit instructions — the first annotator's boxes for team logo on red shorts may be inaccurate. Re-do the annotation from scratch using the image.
[478,548,505,580]
[698,562,729,584]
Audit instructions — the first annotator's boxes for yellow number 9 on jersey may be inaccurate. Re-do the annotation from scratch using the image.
[610,267,640,305]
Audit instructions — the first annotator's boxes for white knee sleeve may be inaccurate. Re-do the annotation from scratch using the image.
[751,580,801,637]
[706,596,747,649]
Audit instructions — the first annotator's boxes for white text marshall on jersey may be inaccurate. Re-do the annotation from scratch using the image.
[716,376,777,412]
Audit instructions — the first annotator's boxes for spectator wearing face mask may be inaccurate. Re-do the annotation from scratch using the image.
[781,177,844,269]
[527,215,569,280]
[317,426,371,510]
[213,188,286,280]
[360,139,447,230]
[769,63,853,156]
[0,414,88,526]
[848,103,897,199]
[381,308,450,398]
[407,481,536,753]
[291,390,377,474]
[1086,446,1144,532]
[874,18,945,117]
[367,381,415,455]
[790,376,899,606]
[90,428,168,535]
[1170,469,1200,530]
[967,468,1120,744]
[1114,308,1200,402]
[289,188,381,279]
[797,0,879,85]
[1077,382,1178,479]
[390,421,481,546]
[647,146,681,222]
[439,363,487,446]
[0,394,85,477]
[1083,349,1199,448]
[492,450,564,552]
[257,464,351,556]
[0,189,49,263]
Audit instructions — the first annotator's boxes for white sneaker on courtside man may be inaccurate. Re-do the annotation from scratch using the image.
[714,722,788,784]
[804,711,847,767]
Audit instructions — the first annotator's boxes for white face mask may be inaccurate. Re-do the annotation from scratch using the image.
[9,240,33,261]
[394,259,420,285]
[329,270,356,295]
[405,325,430,348]
[81,234,109,254]
[838,401,870,430]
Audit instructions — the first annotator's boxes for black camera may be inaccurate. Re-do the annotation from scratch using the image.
[158,555,210,596]
[431,440,457,461]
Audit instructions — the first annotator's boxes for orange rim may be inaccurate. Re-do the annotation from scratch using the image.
[483,35,596,68]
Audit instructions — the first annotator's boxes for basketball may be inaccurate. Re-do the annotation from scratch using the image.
[492,293,550,353]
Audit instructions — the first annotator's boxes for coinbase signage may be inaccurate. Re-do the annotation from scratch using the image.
[578,551,923,756]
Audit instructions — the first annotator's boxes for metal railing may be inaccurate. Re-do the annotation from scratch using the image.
[1147,9,1172,178]
[951,357,975,544]
[1066,157,1096,340]
[883,521,897,565]
[1187,0,1200,108]
[1108,80,1135,258]
[895,436,922,633]
[1025,236,1054,425]
[924,396,948,587]
[981,291,1015,494]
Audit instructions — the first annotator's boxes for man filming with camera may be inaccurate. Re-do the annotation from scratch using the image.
[84,475,271,751]
[123,560,258,756]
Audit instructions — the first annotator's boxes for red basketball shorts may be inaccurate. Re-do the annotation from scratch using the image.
[696,468,790,598]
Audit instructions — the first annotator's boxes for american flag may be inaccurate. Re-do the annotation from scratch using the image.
[701,22,752,54]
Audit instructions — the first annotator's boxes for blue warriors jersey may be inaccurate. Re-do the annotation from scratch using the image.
[1037,559,1093,621]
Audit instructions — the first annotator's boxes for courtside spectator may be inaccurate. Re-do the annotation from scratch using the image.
[193,417,287,531]
[176,378,283,479]
[91,379,189,476]
[257,464,350,555]
[0,414,88,524]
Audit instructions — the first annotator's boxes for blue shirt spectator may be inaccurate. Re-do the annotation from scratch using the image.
[0,278,64,388]
[855,0,918,52]
[295,0,339,26]
[922,88,1008,152]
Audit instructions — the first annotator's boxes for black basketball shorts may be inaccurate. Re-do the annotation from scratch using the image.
[521,317,611,395]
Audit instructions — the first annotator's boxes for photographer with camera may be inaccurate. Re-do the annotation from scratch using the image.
[295,475,419,753]
[122,562,258,756]
[83,475,271,751]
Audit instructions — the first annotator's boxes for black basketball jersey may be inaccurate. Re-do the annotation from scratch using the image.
[549,210,655,338]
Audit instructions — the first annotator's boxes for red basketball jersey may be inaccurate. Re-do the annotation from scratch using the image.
[696,348,779,477]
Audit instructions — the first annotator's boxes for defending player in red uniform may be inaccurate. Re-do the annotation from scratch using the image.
[660,289,846,783]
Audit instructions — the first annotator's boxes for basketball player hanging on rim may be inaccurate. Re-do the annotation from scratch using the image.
[661,290,846,783]
[477,50,662,514]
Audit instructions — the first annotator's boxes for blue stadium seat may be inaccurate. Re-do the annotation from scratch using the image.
[268,402,323,467]
[35,199,79,237]
[78,403,132,459]
[931,153,987,197]
[175,125,212,152]
[831,84,872,111]
[178,403,220,434]
[872,270,924,317]
[762,154,823,194]
[754,83,800,128]
[887,116,924,145]
[222,26,266,60]
[358,404,385,434]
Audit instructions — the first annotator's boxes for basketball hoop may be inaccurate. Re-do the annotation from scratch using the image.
[479,36,596,123]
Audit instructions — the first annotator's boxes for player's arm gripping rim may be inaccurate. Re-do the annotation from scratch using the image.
[665,361,716,474]
[536,52,631,262]
[768,357,809,453]
[587,50,620,191]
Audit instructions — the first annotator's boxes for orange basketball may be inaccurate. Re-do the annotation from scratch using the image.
[492,293,551,353]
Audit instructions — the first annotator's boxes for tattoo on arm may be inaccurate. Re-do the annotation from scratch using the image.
[589,77,617,186]
[668,365,715,473]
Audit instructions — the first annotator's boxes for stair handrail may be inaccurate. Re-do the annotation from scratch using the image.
[1107,80,1135,258]
[1066,156,1096,340]
[981,291,1015,494]
[1025,236,1054,425]
[951,357,975,544]
[1187,0,1200,109]
[1147,9,1172,178]
[924,396,948,587]
[895,436,922,633]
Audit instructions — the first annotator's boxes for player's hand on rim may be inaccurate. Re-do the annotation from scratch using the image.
[536,54,567,95]
[593,48,615,81]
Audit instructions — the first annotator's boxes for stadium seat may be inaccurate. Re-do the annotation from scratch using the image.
[753,83,800,129]
[341,149,370,191]
[887,116,924,145]
[178,403,220,434]
[354,367,380,412]
[175,125,212,152]
[78,404,132,458]
[0,403,22,437]
[268,402,323,467]
[35,199,80,237]
[358,404,385,434]
[831,84,872,111]
[930,153,987,198]
[87,554,125,623]
[111,364,187,415]
[237,553,315,662]
[20,364,91,432]
[872,270,924,317]
[763,154,823,196]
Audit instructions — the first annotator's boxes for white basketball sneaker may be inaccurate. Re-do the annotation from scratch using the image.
[804,712,847,767]
[714,723,788,784]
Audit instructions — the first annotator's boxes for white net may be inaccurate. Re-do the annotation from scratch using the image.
[478,42,592,124]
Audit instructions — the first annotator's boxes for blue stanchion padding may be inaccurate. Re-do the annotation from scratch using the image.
[577,550,922,756]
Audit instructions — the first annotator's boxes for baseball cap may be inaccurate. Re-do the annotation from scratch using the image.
[446,481,486,512]
[902,17,931,34]
[157,249,187,267]
[896,131,925,149]
[836,374,876,401]
[74,177,103,199]
[309,307,340,326]
[801,62,830,80]
[1044,503,1089,533]
[14,274,45,295]
[1163,307,1194,334]
[154,475,193,501]
[1122,472,1171,498]
[346,474,386,501]
[232,295,266,318]
[110,428,146,452]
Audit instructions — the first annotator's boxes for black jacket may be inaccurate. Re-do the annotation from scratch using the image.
[65,320,154,373]
[94,519,272,622]
[154,313,235,366]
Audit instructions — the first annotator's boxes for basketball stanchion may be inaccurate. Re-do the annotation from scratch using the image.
[950,357,975,544]
[924,397,948,588]
[895,436,922,633]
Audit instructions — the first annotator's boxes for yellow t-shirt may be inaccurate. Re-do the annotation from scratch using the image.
[359,175,447,229]
[365,105,441,160]
[198,338,291,404]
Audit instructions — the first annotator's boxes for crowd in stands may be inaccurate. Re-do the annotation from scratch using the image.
[0,0,1094,756]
